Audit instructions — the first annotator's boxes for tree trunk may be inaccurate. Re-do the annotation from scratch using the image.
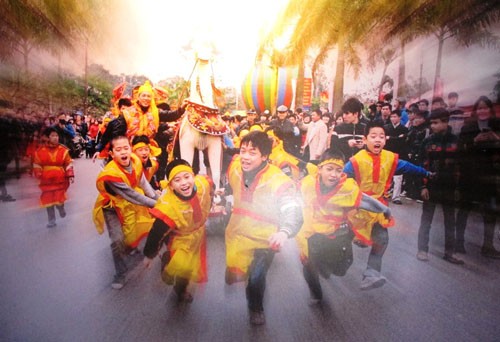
[295,57,304,109]
[332,40,345,113]
[378,63,389,98]
[397,40,407,98]
[433,28,445,97]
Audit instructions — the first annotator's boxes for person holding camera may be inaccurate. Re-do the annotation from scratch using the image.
[329,98,366,159]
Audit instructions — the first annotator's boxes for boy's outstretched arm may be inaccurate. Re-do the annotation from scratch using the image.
[358,194,391,219]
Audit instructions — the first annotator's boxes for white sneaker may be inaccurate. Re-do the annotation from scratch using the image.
[111,274,125,290]
[360,274,386,290]
[416,251,429,261]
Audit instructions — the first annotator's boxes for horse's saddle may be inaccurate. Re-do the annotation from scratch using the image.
[186,102,229,136]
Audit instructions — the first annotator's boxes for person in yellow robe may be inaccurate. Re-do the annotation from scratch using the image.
[343,121,431,290]
[33,127,74,228]
[122,80,187,143]
[142,159,214,303]
[267,129,317,183]
[224,131,303,325]
[296,150,391,303]
[92,136,159,290]
[132,135,161,189]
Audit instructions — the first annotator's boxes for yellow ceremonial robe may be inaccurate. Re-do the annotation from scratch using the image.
[225,156,296,278]
[149,175,213,283]
[269,140,301,181]
[122,101,159,140]
[93,154,154,248]
[348,150,397,244]
[296,174,361,260]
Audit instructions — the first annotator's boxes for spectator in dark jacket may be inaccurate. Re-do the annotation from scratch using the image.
[456,95,500,259]
[329,98,366,159]
[404,110,430,200]
[416,109,463,265]
[384,110,409,204]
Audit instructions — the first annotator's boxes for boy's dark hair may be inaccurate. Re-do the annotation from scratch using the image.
[165,159,191,180]
[42,126,59,137]
[429,108,450,122]
[117,98,132,109]
[364,121,386,136]
[240,131,272,157]
[381,102,392,111]
[341,97,363,115]
[413,109,426,118]
[319,149,345,164]
[432,96,445,105]
[419,99,429,106]
[131,135,150,146]
[448,92,458,99]
[409,103,419,113]
[390,110,401,117]
[110,135,130,150]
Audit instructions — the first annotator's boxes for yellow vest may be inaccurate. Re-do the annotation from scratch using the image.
[296,174,361,260]
[92,154,154,248]
[225,156,296,276]
[150,175,213,283]
[348,150,397,244]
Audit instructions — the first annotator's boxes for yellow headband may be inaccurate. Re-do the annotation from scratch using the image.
[318,158,345,168]
[132,141,162,157]
[132,142,148,151]
[138,80,153,95]
[168,164,194,181]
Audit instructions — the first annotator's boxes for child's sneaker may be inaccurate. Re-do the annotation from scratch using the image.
[1,194,16,202]
[249,310,266,325]
[46,221,56,228]
[360,268,386,290]
[57,205,66,218]
[111,274,125,289]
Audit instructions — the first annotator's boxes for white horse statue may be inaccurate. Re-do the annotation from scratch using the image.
[178,50,228,200]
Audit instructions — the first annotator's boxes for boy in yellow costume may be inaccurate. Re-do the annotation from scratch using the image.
[93,136,159,289]
[296,150,391,303]
[343,121,431,290]
[143,159,214,303]
[132,135,161,189]
[267,129,317,183]
[224,131,303,325]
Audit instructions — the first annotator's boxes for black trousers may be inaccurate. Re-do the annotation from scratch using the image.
[246,249,275,312]
[418,200,456,255]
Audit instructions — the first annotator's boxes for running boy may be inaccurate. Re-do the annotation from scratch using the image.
[93,136,159,289]
[224,130,303,325]
[296,150,391,303]
[142,159,214,303]
[344,121,431,290]
[33,127,74,228]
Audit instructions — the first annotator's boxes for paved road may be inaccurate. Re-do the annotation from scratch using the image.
[1,158,499,342]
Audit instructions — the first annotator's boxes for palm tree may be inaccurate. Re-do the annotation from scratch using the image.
[262,0,394,112]
[384,0,500,97]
